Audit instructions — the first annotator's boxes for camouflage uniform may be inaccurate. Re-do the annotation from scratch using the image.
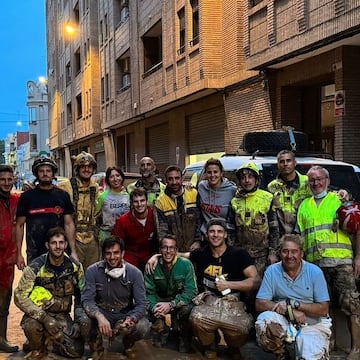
[60,177,100,270]
[14,253,89,358]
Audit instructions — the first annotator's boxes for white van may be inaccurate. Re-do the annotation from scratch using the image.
[183,154,360,201]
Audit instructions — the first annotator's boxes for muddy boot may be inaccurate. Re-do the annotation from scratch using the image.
[0,316,18,353]
[348,315,360,360]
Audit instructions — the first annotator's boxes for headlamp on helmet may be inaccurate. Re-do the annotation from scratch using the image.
[73,151,97,174]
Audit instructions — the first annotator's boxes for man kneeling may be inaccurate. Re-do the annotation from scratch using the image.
[14,227,87,359]
[144,234,197,352]
[82,236,150,359]
[255,234,331,360]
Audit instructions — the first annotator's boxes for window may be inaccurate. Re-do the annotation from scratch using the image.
[190,0,199,46]
[116,55,131,92]
[100,20,104,44]
[177,8,185,55]
[74,47,81,74]
[76,93,82,119]
[66,61,71,85]
[142,21,162,76]
[74,2,80,25]
[121,0,129,23]
[29,107,37,124]
[101,75,110,102]
[67,103,73,125]
[30,134,38,152]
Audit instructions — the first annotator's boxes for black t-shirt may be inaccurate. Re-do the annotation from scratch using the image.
[189,245,254,295]
[17,186,74,261]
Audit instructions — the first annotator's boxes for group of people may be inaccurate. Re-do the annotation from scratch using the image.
[0,149,359,360]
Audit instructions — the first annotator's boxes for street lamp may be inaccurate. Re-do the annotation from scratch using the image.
[64,23,78,38]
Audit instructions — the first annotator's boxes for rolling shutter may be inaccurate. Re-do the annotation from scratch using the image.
[188,107,225,154]
[146,123,169,177]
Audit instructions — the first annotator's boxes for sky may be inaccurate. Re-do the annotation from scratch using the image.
[0,1,46,140]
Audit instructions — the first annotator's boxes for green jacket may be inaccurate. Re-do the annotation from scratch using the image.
[144,256,198,312]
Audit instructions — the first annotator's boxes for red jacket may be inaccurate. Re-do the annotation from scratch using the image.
[112,207,157,270]
[0,192,19,288]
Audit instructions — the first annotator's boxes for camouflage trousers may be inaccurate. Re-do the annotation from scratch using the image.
[21,312,84,358]
[321,264,360,316]
[189,294,253,348]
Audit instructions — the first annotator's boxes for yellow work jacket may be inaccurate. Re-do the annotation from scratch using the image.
[230,189,274,257]
[297,192,353,263]
[268,172,310,235]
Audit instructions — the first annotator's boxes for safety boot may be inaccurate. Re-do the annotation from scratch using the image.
[347,315,360,360]
[0,316,18,353]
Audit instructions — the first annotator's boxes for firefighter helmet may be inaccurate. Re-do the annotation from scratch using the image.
[235,162,260,179]
[73,151,97,174]
[337,201,360,234]
[32,157,58,177]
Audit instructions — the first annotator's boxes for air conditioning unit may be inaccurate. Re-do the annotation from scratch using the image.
[123,74,131,87]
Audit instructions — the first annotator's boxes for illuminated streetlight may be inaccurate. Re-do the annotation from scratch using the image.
[38,76,47,84]
[64,23,77,36]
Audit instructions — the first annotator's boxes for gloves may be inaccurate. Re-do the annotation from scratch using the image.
[192,291,212,305]
[42,314,63,340]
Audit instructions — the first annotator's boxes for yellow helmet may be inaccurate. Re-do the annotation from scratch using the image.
[29,286,53,307]
[73,151,97,174]
[235,162,260,179]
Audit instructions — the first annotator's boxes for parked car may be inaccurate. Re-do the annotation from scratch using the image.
[183,154,360,201]
[91,171,141,192]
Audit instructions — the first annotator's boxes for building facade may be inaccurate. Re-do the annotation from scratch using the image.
[45,0,360,178]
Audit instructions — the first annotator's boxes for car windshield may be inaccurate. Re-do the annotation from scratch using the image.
[260,163,360,201]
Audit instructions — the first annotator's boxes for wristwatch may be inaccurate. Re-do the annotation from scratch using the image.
[293,300,301,309]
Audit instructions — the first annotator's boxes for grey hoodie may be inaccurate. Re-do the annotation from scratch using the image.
[197,178,236,234]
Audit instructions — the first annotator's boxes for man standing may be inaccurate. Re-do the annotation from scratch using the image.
[230,163,279,275]
[0,165,19,353]
[127,156,165,206]
[297,165,360,359]
[16,157,77,269]
[155,165,201,251]
[255,234,331,360]
[267,150,311,236]
[14,227,87,359]
[82,237,150,360]
[112,187,156,272]
[144,234,197,353]
[60,151,99,270]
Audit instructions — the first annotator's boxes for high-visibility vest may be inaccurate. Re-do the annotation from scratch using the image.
[297,192,353,263]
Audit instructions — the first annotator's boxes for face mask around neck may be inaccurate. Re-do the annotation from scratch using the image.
[105,264,126,279]
[313,190,327,199]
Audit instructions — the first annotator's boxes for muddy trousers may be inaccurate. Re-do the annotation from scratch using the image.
[21,313,84,358]
[256,311,332,360]
[189,295,253,348]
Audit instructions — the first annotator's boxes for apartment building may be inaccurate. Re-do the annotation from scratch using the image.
[243,0,360,165]
[46,0,360,177]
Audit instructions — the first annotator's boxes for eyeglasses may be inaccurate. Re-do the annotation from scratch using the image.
[308,177,327,184]
[160,246,177,252]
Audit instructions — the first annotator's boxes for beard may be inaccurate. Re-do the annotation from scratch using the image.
[39,179,52,186]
